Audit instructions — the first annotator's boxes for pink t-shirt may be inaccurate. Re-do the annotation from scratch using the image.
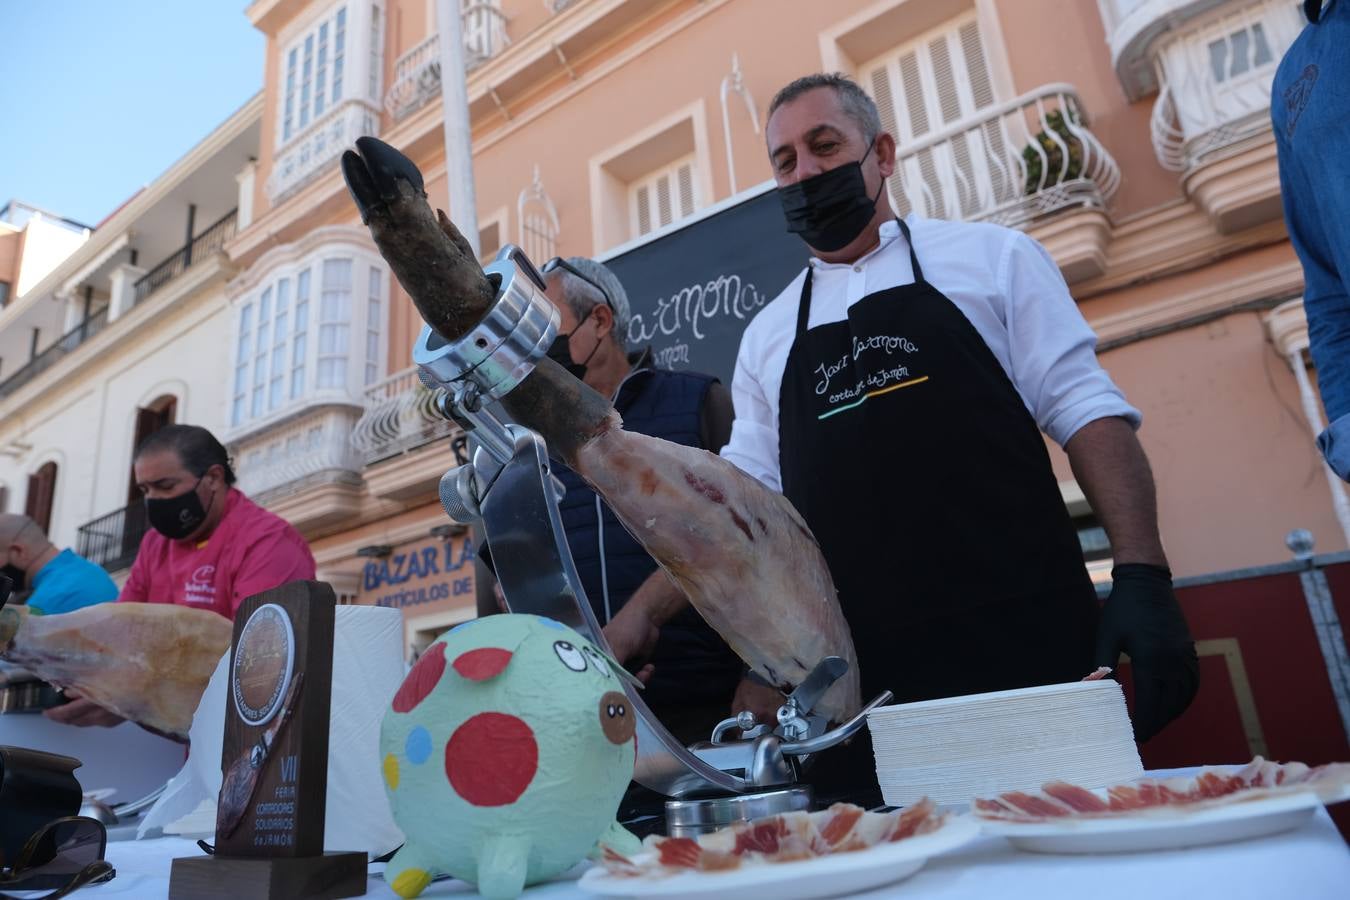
[119,488,316,620]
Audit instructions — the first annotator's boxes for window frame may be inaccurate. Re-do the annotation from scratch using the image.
[228,243,388,434]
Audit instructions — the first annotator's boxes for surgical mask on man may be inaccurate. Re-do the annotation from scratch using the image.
[0,561,24,593]
[145,477,212,541]
[546,308,603,381]
[777,140,885,252]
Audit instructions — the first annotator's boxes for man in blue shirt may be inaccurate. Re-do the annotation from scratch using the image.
[1273,0,1350,480]
[0,514,118,615]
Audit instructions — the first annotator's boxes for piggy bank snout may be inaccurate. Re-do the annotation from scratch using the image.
[599,691,635,744]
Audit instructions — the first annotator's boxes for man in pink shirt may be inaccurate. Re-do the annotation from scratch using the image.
[47,424,315,729]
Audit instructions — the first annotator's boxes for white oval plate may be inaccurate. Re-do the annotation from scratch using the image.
[980,790,1323,855]
[576,816,980,900]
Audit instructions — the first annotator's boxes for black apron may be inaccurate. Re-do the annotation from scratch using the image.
[777,219,1099,797]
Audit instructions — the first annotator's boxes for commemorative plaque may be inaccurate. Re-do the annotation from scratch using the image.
[169,581,366,899]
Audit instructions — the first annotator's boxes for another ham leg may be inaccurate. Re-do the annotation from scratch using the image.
[0,603,232,739]
[341,137,862,720]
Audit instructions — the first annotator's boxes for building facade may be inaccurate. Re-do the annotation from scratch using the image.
[3,0,1335,660]
[0,99,260,569]
[224,0,1345,656]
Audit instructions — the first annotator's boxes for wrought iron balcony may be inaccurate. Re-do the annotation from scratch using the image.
[384,3,512,120]
[1149,0,1303,173]
[76,500,148,573]
[0,307,110,399]
[888,84,1120,230]
[132,208,238,305]
[351,366,459,464]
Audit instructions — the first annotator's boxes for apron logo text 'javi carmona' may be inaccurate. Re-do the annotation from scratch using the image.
[814,334,921,396]
[813,333,928,420]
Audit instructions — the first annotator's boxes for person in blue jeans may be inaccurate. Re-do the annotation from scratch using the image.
[0,514,118,614]
[1274,0,1350,480]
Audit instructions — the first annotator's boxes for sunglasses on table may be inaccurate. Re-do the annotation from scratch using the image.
[0,817,115,899]
[540,257,615,312]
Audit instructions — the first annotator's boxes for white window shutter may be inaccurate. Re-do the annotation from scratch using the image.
[677,163,695,218]
[656,175,673,228]
[636,185,652,236]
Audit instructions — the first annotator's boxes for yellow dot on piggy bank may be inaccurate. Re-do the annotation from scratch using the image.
[391,868,432,899]
[383,752,400,791]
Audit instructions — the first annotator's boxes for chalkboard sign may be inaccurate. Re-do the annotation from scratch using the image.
[603,183,808,387]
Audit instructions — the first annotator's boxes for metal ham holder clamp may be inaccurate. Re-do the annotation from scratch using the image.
[412,245,891,836]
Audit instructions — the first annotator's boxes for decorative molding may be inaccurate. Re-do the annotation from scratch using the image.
[1264,298,1309,358]
[227,224,377,298]
[363,440,457,504]
[1027,207,1113,285]
[1072,199,1289,299]
[1089,256,1303,346]
[1181,135,1282,235]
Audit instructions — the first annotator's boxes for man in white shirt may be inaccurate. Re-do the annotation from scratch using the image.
[721,74,1197,789]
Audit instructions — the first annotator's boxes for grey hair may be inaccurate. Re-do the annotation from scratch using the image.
[552,257,632,349]
[768,73,882,145]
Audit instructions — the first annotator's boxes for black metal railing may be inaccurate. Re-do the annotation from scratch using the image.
[76,500,148,573]
[0,306,110,399]
[132,208,237,306]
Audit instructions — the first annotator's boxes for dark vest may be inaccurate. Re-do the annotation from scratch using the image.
[555,365,744,710]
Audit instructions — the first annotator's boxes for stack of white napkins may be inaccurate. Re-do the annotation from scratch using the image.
[867,679,1143,808]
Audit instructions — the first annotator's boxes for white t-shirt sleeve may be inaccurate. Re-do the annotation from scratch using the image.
[1001,231,1141,446]
[721,321,784,492]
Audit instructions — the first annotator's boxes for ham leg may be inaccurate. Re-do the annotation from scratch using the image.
[341,138,861,720]
[0,603,232,739]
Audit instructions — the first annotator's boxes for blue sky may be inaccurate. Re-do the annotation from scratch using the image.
[0,2,264,227]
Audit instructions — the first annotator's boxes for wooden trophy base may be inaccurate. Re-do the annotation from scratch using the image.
[169,851,367,900]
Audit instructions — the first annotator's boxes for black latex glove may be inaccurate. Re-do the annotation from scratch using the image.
[1095,563,1199,742]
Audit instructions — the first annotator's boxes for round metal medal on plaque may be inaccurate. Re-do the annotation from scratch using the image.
[231,603,296,727]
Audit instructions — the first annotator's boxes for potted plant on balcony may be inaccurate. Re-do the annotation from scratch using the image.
[1022,108,1084,195]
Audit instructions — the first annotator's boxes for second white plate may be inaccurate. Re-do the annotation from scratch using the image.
[979,790,1322,854]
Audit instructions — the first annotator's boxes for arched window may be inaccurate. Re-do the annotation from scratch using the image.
[128,395,177,503]
[518,165,559,265]
[26,461,58,533]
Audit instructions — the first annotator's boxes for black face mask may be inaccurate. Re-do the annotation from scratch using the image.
[777,140,884,252]
[146,478,213,541]
[546,309,603,381]
[0,563,24,593]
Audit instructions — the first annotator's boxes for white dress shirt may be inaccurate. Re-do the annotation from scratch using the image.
[721,217,1140,491]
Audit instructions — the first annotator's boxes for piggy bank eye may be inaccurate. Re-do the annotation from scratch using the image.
[553,641,588,672]
[583,646,611,677]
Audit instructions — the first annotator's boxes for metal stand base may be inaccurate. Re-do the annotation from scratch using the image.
[664,786,813,838]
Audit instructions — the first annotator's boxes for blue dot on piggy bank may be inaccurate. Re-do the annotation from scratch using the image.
[405,726,433,765]
[535,616,566,630]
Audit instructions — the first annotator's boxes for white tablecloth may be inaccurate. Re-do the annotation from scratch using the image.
[84,806,1349,900]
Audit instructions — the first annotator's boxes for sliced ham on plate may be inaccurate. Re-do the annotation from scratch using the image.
[973,756,1350,823]
[599,799,947,878]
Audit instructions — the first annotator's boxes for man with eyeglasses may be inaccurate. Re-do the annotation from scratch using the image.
[496,255,743,744]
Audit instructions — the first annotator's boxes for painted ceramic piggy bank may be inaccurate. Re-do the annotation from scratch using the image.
[380,614,639,899]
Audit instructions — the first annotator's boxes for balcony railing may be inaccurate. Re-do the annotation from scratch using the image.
[887,84,1120,230]
[233,407,366,499]
[0,306,110,400]
[265,100,381,202]
[133,208,238,305]
[1150,0,1303,172]
[76,500,148,573]
[384,3,511,120]
[350,366,458,463]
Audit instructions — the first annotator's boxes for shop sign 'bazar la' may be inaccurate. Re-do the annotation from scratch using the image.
[361,534,476,609]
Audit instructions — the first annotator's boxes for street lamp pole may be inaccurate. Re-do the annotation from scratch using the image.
[435,0,480,258]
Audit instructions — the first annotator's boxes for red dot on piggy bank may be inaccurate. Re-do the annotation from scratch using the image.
[446,712,539,806]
